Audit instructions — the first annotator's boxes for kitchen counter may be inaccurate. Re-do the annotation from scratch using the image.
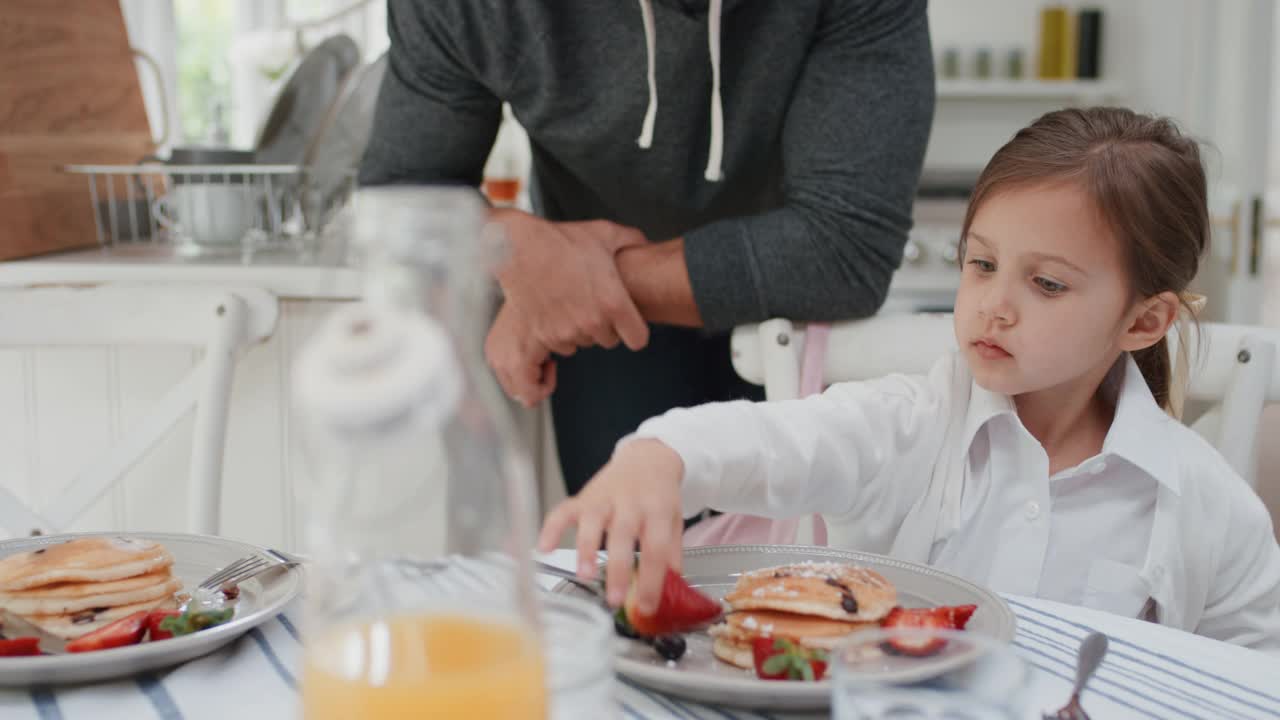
[0,242,364,299]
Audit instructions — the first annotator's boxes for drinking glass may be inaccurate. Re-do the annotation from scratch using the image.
[294,186,546,720]
[542,593,617,720]
[831,628,1031,720]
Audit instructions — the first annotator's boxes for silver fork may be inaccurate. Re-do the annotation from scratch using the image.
[1043,632,1109,720]
[533,560,605,599]
[198,548,300,592]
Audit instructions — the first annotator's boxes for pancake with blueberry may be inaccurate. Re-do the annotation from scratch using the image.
[722,562,896,622]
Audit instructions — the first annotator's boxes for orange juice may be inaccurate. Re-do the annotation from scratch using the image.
[302,613,547,720]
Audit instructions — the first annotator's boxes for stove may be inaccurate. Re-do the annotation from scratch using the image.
[883,170,975,314]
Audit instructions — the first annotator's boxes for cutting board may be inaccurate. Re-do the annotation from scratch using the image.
[0,0,154,261]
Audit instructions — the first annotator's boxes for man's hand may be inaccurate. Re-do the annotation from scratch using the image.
[491,209,651,354]
[485,301,557,407]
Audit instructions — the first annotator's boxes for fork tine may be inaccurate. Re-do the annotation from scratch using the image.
[218,557,268,582]
[197,549,301,593]
[206,556,257,584]
[213,558,271,588]
[200,556,261,589]
[199,559,246,589]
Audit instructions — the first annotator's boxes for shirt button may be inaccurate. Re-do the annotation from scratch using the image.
[1090,461,1107,475]
[1024,501,1041,520]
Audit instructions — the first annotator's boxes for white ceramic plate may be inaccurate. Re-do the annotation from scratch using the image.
[0,531,302,686]
[300,52,388,232]
[552,544,1017,711]
[254,35,361,165]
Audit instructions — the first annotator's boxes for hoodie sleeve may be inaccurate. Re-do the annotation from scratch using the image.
[682,0,935,332]
[358,0,504,187]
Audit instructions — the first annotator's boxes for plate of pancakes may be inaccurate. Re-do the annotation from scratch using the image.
[0,531,302,686]
[552,544,1016,711]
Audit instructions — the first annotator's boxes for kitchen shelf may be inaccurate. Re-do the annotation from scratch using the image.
[938,79,1122,101]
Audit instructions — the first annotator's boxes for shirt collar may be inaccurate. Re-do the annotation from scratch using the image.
[1100,353,1180,494]
[960,353,1180,495]
[960,375,1016,456]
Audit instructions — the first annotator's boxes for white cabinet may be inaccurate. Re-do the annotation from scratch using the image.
[0,248,361,550]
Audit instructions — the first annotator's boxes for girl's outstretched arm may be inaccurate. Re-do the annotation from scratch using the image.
[538,366,947,615]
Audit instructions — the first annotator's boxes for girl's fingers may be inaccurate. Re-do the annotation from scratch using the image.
[668,510,686,575]
[575,504,609,581]
[605,512,641,607]
[537,500,577,553]
[635,516,677,615]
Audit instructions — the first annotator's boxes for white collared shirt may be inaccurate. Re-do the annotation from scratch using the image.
[632,351,1280,653]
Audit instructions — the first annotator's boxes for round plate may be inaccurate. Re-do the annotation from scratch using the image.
[552,544,1016,711]
[299,52,388,233]
[254,35,361,165]
[0,531,303,686]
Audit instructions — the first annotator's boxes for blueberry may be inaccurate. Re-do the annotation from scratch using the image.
[651,634,686,661]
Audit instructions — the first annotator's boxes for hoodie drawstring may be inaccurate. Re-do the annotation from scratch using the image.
[636,0,658,149]
[635,0,725,182]
[704,0,724,181]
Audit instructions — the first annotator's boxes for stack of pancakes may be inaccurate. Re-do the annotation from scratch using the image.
[0,537,179,641]
[709,562,897,669]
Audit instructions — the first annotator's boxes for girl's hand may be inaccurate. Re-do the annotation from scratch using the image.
[537,439,685,614]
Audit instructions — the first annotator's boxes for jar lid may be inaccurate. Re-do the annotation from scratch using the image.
[293,302,462,441]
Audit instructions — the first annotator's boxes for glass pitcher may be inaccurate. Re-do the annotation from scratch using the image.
[292,186,545,720]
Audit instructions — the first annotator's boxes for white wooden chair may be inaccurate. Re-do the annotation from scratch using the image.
[0,285,278,537]
[731,314,1280,487]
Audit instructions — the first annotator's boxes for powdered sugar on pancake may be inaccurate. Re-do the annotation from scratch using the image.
[725,562,898,622]
[741,562,892,590]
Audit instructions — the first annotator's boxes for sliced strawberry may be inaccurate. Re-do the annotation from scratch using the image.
[879,604,978,657]
[944,604,977,630]
[146,610,182,641]
[752,637,789,680]
[65,610,148,653]
[751,637,828,682]
[0,637,42,656]
[623,568,721,636]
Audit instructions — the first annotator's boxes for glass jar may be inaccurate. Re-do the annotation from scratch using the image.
[293,186,545,720]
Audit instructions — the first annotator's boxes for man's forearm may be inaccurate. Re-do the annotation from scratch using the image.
[616,239,703,328]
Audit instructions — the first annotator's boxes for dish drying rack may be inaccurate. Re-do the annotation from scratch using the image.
[63,163,356,254]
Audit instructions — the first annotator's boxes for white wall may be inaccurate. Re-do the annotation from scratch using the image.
[925,0,1211,170]
[929,0,1279,326]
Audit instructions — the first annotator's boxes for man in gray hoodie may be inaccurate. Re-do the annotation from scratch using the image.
[360,0,934,498]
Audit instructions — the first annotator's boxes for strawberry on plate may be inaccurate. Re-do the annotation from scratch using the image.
[0,637,42,656]
[751,637,829,682]
[145,610,182,641]
[65,610,149,653]
[623,568,722,637]
[879,604,977,657]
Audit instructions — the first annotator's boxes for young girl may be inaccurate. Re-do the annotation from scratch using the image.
[537,107,1280,651]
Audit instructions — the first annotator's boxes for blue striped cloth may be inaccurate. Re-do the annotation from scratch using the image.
[3,553,1278,720]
